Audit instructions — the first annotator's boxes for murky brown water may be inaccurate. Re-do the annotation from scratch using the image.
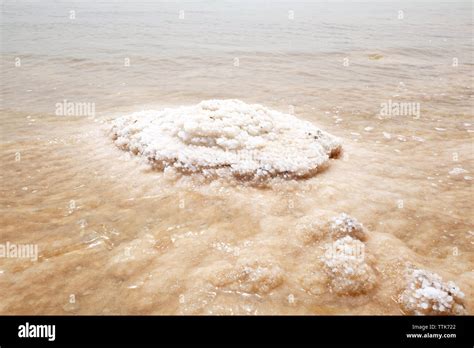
[1,1,473,314]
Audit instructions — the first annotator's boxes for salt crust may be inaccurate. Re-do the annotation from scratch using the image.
[329,213,367,241]
[110,99,341,180]
[212,260,284,295]
[400,268,466,315]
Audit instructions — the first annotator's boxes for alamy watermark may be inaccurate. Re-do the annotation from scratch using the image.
[55,99,95,117]
[18,322,55,341]
[380,99,420,119]
[0,241,38,261]
[324,240,365,261]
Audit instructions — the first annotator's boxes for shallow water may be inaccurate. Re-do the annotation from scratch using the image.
[0,0,473,314]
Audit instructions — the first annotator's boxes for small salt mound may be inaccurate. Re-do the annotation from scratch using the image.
[400,269,466,315]
[110,99,341,180]
[322,236,376,295]
[329,213,367,241]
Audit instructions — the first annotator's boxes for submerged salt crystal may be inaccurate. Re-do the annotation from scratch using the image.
[212,260,284,295]
[329,213,367,241]
[322,236,376,295]
[449,167,468,176]
[400,268,466,315]
[110,99,342,181]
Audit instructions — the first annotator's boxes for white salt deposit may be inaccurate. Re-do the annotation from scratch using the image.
[212,260,284,295]
[110,100,341,181]
[400,269,466,315]
[449,167,468,176]
[322,236,376,295]
[329,213,367,241]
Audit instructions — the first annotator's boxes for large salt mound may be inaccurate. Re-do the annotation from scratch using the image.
[110,100,341,180]
[400,269,466,315]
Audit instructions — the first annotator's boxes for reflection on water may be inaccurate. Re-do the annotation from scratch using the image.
[0,1,473,314]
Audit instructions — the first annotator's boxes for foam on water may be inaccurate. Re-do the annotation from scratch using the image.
[110,100,341,181]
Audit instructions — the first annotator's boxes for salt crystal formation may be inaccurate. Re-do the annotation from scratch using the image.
[449,167,468,176]
[400,269,466,315]
[322,236,376,295]
[110,100,341,181]
[329,213,367,241]
[212,261,284,295]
